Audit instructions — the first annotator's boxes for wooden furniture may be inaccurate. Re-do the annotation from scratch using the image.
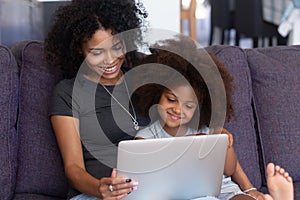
[180,0,197,41]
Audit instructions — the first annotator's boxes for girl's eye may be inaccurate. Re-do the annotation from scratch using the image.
[185,104,195,109]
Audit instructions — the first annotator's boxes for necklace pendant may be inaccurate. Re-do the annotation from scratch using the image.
[134,125,140,131]
[133,121,139,131]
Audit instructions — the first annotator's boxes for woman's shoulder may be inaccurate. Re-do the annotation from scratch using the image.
[57,77,75,86]
[53,78,76,95]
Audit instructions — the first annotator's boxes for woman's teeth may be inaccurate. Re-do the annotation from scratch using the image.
[99,65,117,72]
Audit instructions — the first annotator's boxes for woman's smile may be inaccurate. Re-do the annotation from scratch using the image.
[97,62,119,74]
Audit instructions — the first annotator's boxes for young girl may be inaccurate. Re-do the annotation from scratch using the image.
[134,37,267,200]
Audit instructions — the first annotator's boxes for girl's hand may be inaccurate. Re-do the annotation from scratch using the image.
[221,128,233,148]
[246,189,265,200]
[98,169,138,199]
[190,128,233,148]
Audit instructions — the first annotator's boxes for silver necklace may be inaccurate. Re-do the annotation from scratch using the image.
[102,79,139,131]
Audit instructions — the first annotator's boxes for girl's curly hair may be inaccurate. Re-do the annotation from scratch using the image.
[135,36,234,129]
[44,0,147,78]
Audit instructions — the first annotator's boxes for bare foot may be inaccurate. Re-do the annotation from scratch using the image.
[264,163,294,200]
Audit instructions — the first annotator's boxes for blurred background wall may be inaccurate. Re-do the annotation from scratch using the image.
[0,0,69,47]
[0,0,296,48]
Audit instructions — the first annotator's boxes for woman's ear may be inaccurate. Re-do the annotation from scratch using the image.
[77,46,84,55]
[122,40,127,52]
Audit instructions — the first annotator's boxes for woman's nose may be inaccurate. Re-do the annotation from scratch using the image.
[104,50,115,65]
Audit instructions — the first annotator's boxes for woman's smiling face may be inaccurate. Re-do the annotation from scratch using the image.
[82,29,126,85]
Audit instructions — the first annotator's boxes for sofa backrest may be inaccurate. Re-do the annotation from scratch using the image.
[207,45,300,196]
[205,45,263,188]
[11,41,68,199]
[0,45,19,200]
[246,46,300,184]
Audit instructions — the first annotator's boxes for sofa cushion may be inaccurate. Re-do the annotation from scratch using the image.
[13,193,66,200]
[0,45,19,200]
[11,40,68,199]
[294,182,300,200]
[246,46,300,183]
[205,45,263,188]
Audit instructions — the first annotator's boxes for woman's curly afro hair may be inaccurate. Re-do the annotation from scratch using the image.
[135,36,235,129]
[44,0,147,78]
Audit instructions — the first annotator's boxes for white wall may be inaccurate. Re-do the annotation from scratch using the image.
[141,0,180,34]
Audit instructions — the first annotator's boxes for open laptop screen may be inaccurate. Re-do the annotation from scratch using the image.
[117,134,228,200]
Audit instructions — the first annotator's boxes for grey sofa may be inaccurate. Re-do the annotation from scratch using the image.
[0,40,299,199]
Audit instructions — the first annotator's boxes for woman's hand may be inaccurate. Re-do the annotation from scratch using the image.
[98,169,138,199]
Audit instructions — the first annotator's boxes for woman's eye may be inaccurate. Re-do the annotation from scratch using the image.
[90,51,103,56]
[113,45,123,51]
[167,98,176,102]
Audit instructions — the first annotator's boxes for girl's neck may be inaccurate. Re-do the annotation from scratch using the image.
[160,121,188,137]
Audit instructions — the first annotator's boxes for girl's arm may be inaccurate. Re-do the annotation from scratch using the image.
[51,116,133,199]
[221,129,237,176]
[231,161,265,199]
[222,129,265,199]
[222,129,264,197]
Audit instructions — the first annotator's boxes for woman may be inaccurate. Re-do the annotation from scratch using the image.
[45,0,147,199]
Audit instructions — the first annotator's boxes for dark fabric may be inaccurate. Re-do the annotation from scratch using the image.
[11,40,68,198]
[246,46,300,183]
[13,193,65,200]
[294,182,300,200]
[0,45,19,200]
[205,45,262,188]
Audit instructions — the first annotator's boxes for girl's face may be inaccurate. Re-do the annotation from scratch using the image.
[158,85,198,134]
[82,29,126,85]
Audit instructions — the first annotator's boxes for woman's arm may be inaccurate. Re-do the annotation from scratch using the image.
[51,116,102,197]
[51,116,134,199]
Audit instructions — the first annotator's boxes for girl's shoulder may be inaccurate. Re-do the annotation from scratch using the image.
[187,125,209,136]
[198,125,209,134]
[136,120,162,139]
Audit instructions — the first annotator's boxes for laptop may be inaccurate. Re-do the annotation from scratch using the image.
[117,134,228,200]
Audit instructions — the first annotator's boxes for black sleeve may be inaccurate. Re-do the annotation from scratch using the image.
[49,79,79,118]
